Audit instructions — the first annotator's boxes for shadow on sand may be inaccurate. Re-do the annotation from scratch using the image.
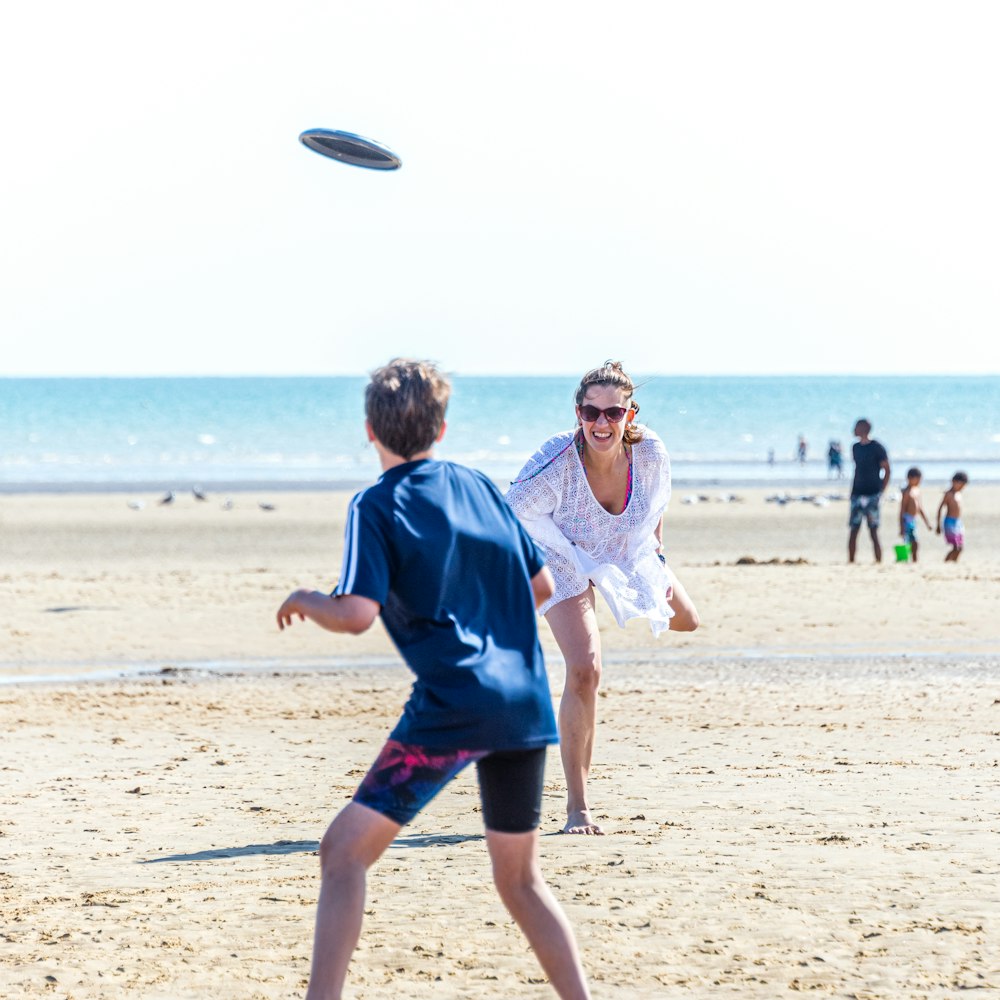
[142,831,484,864]
[388,832,483,848]
[141,840,318,863]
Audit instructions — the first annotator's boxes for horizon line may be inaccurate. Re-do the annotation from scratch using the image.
[2,371,998,380]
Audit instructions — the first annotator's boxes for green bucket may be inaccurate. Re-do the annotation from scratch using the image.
[894,543,911,562]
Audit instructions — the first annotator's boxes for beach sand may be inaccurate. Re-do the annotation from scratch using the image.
[2,486,999,998]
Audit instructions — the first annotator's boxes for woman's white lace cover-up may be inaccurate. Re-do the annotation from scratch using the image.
[505,426,674,636]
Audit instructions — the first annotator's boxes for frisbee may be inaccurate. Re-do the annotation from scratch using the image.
[298,129,402,170]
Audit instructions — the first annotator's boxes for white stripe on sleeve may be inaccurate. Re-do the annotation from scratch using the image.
[334,492,364,595]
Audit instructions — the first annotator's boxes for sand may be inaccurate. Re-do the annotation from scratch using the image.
[2,485,999,998]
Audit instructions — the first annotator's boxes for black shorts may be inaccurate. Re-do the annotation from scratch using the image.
[476,747,546,833]
[352,740,547,833]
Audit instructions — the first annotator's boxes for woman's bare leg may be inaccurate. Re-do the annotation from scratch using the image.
[545,588,604,834]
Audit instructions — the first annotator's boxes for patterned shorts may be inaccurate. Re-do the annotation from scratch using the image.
[849,494,881,529]
[943,517,964,548]
[352,739,546,832]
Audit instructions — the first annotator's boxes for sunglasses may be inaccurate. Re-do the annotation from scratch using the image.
[578,404,630,423]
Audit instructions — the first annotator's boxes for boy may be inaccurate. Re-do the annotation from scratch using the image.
[899,467,932,562]
[936,471,969,562]
[276,359,591,1000]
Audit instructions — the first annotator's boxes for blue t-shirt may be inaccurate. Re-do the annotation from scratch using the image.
[333,459,558,751]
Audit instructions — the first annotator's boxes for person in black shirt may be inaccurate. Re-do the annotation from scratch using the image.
[848,418,891,562]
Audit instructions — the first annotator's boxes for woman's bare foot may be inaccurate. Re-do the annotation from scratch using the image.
[562,809,604,835]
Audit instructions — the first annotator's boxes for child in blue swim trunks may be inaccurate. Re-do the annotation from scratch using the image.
[276,359,591,1000]
[899,467,932,562]
[936,471,969,562]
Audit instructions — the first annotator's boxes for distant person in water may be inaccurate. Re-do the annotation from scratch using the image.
[848,419,891,563]
[936,472,969,562]
[899,467,932,562]
[797,435,808,465]
[827,440,844,479]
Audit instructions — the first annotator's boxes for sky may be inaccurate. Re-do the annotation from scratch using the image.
[3,1,999,377]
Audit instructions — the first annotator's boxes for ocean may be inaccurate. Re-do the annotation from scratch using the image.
[1,375,998,491]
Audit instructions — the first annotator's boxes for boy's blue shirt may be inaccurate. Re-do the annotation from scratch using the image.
[333,458,558,751]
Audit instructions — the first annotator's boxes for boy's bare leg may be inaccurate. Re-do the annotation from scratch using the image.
[306,802,401,1000]
[486,828,592,999]
[545,589,603,835]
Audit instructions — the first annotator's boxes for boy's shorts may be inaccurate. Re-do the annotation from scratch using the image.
[352,739,546,833]
[849,493,881,529]
[901,513,917,544]
[943,516,964,548]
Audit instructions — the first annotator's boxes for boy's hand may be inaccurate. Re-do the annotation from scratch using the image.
[277,590,309,630]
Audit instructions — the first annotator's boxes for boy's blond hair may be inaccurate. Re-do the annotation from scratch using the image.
[365,359,451,460]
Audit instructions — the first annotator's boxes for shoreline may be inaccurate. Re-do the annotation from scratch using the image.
[4,645,1000,687]
[2,470,998,496]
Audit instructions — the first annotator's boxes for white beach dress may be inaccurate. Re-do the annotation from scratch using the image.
[505,426,674,636]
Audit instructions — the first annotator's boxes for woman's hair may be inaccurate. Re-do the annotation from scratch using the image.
[365,358,451,459]
[575,360,644,445]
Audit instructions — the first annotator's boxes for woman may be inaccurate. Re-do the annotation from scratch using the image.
[506,361,699,835]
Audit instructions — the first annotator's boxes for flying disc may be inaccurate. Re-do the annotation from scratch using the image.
[298,129,402,170]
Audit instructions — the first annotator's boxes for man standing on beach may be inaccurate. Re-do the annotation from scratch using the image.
[848,419,890,563]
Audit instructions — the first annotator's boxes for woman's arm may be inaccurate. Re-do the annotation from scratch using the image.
[505,471,561,527]
[505,433,575,520]
[530,566,556,609]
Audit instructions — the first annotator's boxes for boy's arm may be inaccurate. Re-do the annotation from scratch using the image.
[935,494,947,533]
[530,567,555,610]
[918,499,932,528]
[277,589,380,635]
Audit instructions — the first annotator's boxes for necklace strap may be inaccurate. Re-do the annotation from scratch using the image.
[577,436,634,510]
